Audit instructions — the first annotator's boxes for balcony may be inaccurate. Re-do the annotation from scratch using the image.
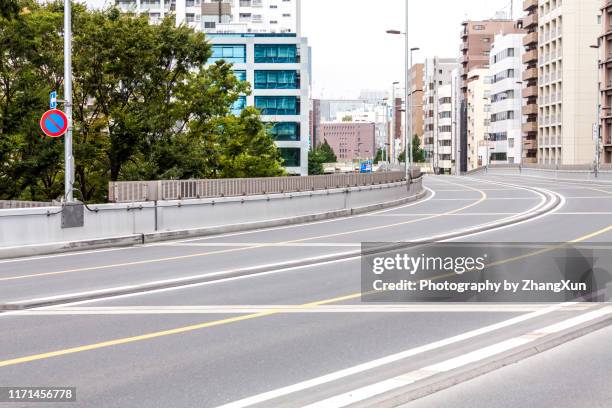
[523,13,538,29]
[522,86,538,98]
[523,139,537,150]
[523,49,538,64]
[461,41,468,51]
[523,104,538,116]
[522,122,538,133]
[523,67,538,81]
[523,31,538,46]
[602,0,612,11]
[523,0,538,11]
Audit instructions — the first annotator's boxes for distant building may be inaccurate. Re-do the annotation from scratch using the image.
[408,63,425,148]
[459,16,523,171]
[317,122,376,162]
[423,57,458,173]
[489,32,525,165]
[309,99,321,147]
[466,68,491,170]
[532,0,599,165]
[522,0,539,163]
[116,0,300,34]
[600,0,612,165]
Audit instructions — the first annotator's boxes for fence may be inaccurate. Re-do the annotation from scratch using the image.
[108,170,418,203]
[469,163,612,182]
[0,200,52,209]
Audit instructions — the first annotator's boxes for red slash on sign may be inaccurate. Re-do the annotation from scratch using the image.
[40,109,68,137]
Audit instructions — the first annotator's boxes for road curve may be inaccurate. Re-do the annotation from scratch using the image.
[0,175,610,408]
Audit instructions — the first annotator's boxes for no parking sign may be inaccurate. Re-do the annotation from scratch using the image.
[40,109,68,138]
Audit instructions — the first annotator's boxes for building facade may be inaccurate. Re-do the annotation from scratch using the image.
[489,33,525,165]
[466,68,492,170]
[522,0,539,163]
[459,16,522,171]
[598,0,612,164]
[423,57,458,173]
[408,63,425,149]
[116,0,300,34]
[536,0,599,165]
[317,122,376,162]
[209,34,310,175]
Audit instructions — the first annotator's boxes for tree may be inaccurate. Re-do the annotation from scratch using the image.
[308,148,325,175]
[319,139,337,162]
[0,1,282,202]
[412,134,426,163]
[373,148,384,164]
[341,115,352,122]
[398,136,426,165]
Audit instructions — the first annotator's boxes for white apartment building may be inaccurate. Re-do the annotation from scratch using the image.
[466,68,492,170]
[489,33,525,165]
[116,0,299,34]
[423,57,458,174]
[535,0,599,165]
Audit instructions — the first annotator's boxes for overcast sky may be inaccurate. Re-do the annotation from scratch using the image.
[86,0,522,99]
[302,0,522,98]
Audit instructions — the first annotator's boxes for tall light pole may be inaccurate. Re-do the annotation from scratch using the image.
[64,0,74,202]
[387,0,412,180]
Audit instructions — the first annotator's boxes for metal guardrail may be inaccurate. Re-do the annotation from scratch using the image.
[0,200,53,209]
[109,170,419,203]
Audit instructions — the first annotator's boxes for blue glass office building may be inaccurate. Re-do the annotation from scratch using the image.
[208,34,310,175]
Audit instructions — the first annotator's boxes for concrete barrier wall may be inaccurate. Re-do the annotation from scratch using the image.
[482,166,612,182]
[0,178,423,257]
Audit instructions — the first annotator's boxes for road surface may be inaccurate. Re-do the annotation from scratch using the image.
[0,174,610,407]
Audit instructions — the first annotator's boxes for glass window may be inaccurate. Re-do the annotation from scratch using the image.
[279,148,301,167]
[231,96,247,116]
[255,96,299,115]
[254,70,299,89]
[234,70,247,81]
[254,44,298,63]
[210,45,246,63]
[268,122,300,141]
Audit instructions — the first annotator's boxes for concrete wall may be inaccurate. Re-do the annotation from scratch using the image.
[480,165,612,182]
[0,178,424,257]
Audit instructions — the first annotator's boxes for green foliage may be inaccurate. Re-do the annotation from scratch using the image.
[341,115,352,122]
[308,139,337,175]
[319,139,337,162]
[412,135,426,163]
[373,148,383,164]
[0,1,283,202]
[398,135,426,164]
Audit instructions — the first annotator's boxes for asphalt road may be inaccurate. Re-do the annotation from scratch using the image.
[0,174,611,408]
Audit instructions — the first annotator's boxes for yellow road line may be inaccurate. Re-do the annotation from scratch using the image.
[0,180,488,283]
[1,224,611,369]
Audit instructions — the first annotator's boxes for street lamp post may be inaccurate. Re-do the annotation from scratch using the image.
[386,0,412,181]
[390,81,400,164]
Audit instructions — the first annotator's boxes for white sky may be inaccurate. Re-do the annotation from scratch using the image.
[302,0,523,98]
[85,0,523,99]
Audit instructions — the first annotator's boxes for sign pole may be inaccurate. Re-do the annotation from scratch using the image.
[64,0,74,202]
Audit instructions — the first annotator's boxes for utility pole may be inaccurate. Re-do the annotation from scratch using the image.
[404,0,410,180]
[64,0,74,202]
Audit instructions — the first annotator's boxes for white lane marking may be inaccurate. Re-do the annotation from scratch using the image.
[291,306,612,408]
[0,187,436,265]
[216,303,578,408]
[2,179,553,311]
[367,213,519,217]
[8,304,588,316]
[156,243,362,248]
[442,184,566,242]
[430,197,539,201]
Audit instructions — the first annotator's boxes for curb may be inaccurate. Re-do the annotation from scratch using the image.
[0,182,560,311]
[356,313,612,408]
